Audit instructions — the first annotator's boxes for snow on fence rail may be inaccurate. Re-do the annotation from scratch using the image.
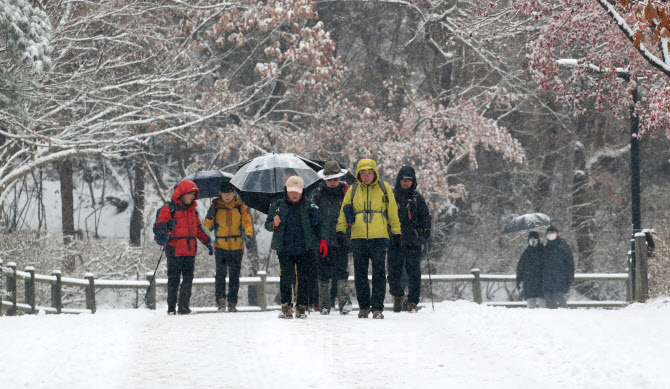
[0,258,638,316]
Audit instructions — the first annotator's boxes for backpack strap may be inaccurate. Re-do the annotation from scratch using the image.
[349,181,389,222]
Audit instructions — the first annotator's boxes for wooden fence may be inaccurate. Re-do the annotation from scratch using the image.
[0,257,637,315]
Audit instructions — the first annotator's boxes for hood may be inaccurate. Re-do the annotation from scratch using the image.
[355,159,379,186]
[394,165,417,193]
[172,179,200,208]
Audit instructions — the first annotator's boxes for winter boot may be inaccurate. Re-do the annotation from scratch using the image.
[313,302,321,312]
[228,302,238,312]
[372,310,384,319]
[337,280,353,315]
[393,295,405,313]
[407,302,418,313]
[318,280,332,312]
[279,303,294,319]
[167,305,176,315]
[177,306,193,315]
[216,298,227,312]
[296,305,307,319]
[358,308,370,318]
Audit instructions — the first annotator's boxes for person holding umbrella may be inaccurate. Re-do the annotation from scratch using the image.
[204,181,254,313]
[265,176,325,319]
[310,161,353,315]
[154,180,213,315]
[337,159,402,319]
[543,226,575,309]
[516,231,545,309]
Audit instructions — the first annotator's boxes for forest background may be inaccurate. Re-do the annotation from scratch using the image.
[2,0,670,308]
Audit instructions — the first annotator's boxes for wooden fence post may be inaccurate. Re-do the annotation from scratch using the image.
[51,270,62,314]
[145,272,156,310]
[471,268,483,304]
[25,266,36,314]
[257,271,267,311]
[85,273,96,314]
[626,251,633,303]
[634,233,648,302]
[0,258,4,316]
[7,262,17,316]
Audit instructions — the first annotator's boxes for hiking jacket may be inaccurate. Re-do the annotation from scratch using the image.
[336,159,401,240]
[309,181,350,247]
[516,243,545,299]
[155,180,211,257]
[204,197,253,250]
[393,166,431,247]
[542,237,575,294]
[264,194,325,253]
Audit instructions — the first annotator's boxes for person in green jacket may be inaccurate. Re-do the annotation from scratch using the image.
[265,176,325,319]
[337,159,401,319]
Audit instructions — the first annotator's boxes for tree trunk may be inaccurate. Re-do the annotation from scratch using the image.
[571,141,596,272]
[129,159,145,247]
[59,158,76,270]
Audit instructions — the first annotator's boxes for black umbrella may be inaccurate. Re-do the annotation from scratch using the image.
[177,170,234,199]
[231,153,321,213]
[502,213,553,234]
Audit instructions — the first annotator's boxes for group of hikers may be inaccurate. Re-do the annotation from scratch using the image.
[515,226,575,309]
[153,158,432,318]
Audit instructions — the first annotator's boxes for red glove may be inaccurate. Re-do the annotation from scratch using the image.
[319,239,328,258]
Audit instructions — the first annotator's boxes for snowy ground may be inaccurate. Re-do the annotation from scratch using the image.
[2,300,670,389]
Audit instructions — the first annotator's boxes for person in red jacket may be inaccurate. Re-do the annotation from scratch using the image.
[155,180,213,315]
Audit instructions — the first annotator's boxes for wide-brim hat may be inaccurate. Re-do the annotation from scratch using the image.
[318,161,347,180]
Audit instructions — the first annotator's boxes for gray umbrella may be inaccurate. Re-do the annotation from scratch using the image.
[502,213,553,234]
[231,153,321,213]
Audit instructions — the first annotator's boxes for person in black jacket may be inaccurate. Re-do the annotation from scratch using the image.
[542,226,575,309]
[516,231,545,309]
[310,161,353,315]
[387,166,432,313]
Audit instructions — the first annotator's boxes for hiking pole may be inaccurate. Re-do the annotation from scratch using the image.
[425,241,434,311]
[143,236,169,304]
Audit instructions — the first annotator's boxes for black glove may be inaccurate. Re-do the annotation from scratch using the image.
[391,234,401,247]
[206,209,215,219]
[205,241,214,256]
[166,219,178,231]
[245,235,255,250]
[422,228,431,240]
[336,231,346,246]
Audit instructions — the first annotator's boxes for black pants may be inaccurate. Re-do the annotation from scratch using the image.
[278,251,313,306]
[318,245,349,282]
[352,239,388,312]
[387,245,422,304]
[214,248,243,304]
[166,254,195,309]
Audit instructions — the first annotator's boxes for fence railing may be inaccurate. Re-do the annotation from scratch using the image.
[0,257,635,316]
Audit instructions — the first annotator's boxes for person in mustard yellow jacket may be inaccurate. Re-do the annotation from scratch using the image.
[204,181,253,312]
[336,159,401,319]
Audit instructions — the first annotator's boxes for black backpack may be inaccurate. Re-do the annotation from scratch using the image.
[153,202,176,245]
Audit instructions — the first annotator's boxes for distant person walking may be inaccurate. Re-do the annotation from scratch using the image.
[154,180,213,315]
[542,226,574,309]
[204,181,253,313]
[387,166,431,313]
[516,231,545,309]
[337,159,401,319]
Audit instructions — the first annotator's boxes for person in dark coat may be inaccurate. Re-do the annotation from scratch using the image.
[310,161,353,315]
[154,180,213,315]
[265,176,325,319]
[516,231,545,309]
[387,166,432,313]
[542,226,575,309]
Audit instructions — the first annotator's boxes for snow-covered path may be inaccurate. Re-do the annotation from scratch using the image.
[2,300,670,388]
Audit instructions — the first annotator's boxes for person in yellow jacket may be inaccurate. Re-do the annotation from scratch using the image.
[204,181,254,312]
[336,158,401,319]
